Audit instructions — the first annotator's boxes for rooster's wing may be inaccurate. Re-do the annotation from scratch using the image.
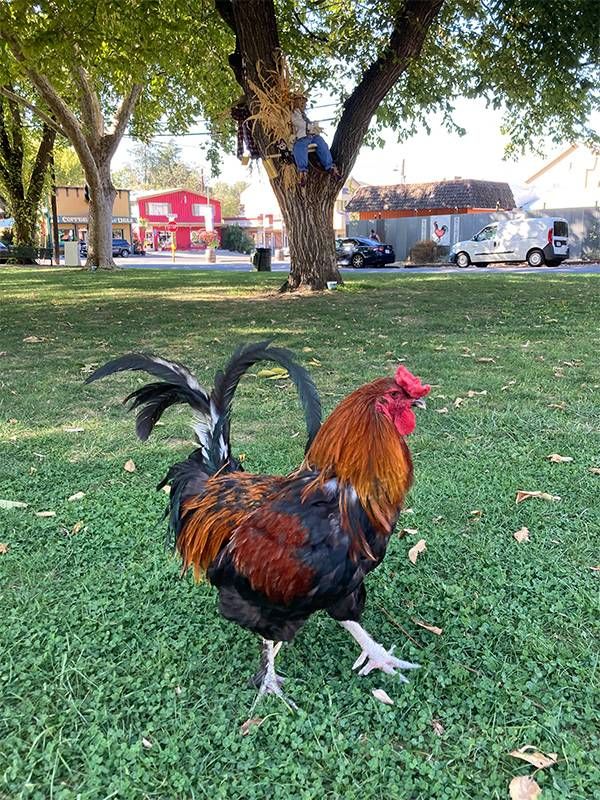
[207,475,365,640]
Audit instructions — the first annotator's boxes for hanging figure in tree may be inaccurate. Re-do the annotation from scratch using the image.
[291,93,340,187]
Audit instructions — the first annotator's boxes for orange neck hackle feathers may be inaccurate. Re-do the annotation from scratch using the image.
[303,377,415,538]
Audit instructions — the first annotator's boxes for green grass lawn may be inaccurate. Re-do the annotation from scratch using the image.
[1,267,599,800]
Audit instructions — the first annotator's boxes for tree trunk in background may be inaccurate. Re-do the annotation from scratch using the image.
[272,176,341,290]
[12,198,36,247]
[86,158,117,268]
[49,150,60,265]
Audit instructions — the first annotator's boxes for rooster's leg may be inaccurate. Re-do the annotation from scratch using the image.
[249,639,298,711]
[339,620,420,682]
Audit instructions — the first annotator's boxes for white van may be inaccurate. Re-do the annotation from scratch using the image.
[449,217,569,268]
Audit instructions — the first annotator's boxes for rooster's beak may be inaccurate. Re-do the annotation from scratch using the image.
[412,398,427,410]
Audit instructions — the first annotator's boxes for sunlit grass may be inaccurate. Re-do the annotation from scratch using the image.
[1,267,599,799]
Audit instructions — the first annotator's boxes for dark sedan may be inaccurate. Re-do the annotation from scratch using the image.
[336,237,396,268]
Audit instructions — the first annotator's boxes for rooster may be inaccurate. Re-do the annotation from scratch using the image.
[86,341,429,708]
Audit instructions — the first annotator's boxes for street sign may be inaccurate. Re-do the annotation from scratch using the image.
[167,222,177,232]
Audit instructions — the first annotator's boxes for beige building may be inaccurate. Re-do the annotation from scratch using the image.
[53,186,134,243]
[524,144,600,209]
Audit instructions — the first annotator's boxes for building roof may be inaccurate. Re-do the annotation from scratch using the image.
[346,178,515,212]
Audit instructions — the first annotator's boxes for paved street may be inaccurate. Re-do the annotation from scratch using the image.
[105,250,600,275]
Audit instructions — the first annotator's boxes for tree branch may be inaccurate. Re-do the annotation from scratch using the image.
[331,0,446,171]
[25,123,56,206]
[0,85,68,138]
[105,83,143,158]
[0,32,100,184]
[71,63,105,138]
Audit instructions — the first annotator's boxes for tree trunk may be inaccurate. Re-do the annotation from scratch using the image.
[86,160,116,269]
[275,177,342,291]
[12,199,36,247]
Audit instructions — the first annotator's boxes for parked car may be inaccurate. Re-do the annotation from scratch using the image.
[0,240,9,262]
[449,217,569,268]
[79,238,133,258]
[335,237,395,268]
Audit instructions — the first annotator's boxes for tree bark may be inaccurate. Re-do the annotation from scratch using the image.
[87,158,117,268]
[217,0,445,291]
[272,174,341,290]
[0,91,55,259]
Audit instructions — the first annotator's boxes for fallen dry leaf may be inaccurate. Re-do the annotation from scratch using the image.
[515,491,560,504]
[161,484,171,494]
[36,511,56,518]
[0,499,28,510]
[453,397,464,408]
[590,566,600,572]
[431,718,445,736]
[400,507,414,515]
[0,543,9,554]
[470,509,483,518]
[408,539,427,564]
[502,380,516,390]
[372,688,394,706]
[124,459,137,473]
[413,619,443,635]
[174,685,182,695]
[546,454,573,464]
[547,402,566,410]
[22,335,46,343]
[509,776,541,800]
[257,367,289,379]
[71,521,84,535]
[240,717,265,735]
[476,357,496,363]
[467,389,487,398]
[302,346,313,352]
[141,737,153,749]
[68,491,85,502]
[509,745,558,770]
[436,407,449,414]
[513,527,531,543]
[63,427,85,433]
[589,467,600,476]
[401,527,419,536]
[307,358,322,367]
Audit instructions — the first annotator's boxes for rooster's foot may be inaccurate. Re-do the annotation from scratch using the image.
[340,620,420,683]
[249,639,298,712]
[352,642,420,681]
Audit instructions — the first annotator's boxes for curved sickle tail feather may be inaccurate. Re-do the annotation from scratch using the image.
[85,353,212,442]
[209,340,322,464]
[85,341,322,469]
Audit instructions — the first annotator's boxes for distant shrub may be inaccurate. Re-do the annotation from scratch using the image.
[221,225,255,254]
[408,240,449,264]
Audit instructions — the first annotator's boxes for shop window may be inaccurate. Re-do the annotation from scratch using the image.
[148,202,171,216]
[192,204,208,217]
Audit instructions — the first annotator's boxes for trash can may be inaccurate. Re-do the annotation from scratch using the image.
[64,241,81,267]
[253,247,272,272]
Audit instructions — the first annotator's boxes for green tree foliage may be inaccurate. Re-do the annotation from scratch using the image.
[211,181,249,217]
[209,0,599,289]
[0,0,234,267]
[220,224,254,253]
[53,145,84,186]
[112,140,204,191]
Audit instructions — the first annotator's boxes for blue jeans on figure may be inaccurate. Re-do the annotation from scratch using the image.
[293,135,334,173]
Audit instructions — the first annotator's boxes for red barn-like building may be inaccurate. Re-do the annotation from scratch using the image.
[135,189,222,251]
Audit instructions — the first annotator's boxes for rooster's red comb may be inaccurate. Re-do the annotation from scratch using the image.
[394,366,430,398]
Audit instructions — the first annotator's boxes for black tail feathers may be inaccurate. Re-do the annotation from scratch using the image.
[85,354,211,441]
[85,341,322,469]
